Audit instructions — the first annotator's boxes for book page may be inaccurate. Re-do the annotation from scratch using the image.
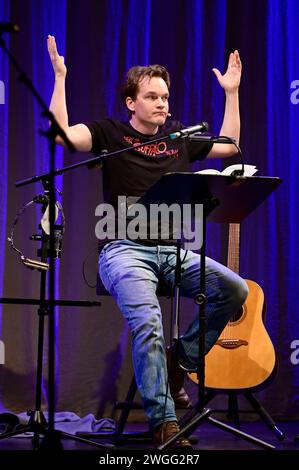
[221,164,258,176]
[196,164,258,177]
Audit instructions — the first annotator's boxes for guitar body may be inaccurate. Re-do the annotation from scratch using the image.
[188,279,276,390]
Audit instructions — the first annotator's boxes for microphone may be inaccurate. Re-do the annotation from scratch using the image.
[0,22,20,34]
[169,122,209,139]
[167,113,171,117]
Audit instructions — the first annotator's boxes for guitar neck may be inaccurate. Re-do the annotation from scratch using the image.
[227,223,240,275]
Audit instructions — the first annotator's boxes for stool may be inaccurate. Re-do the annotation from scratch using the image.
[77,271,201,445]
[77,273,172,443]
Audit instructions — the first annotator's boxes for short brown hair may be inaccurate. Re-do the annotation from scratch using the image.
[121,64,170,106]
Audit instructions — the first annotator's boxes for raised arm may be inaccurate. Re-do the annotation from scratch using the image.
[47,35,92,152]
[207,50,242,158]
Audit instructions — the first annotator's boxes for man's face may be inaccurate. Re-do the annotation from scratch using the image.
[126,76,169,131]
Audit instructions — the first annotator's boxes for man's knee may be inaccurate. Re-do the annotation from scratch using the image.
[220,273,249,309]
[233,277,249,307]
[131,310,164,341]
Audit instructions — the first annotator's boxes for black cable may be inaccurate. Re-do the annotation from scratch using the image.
[8,196,65,270]
[8,200,35,258]
[164,248,188,276]
[189,133,244,176]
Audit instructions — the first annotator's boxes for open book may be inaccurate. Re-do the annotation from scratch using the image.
[196,163,258,177]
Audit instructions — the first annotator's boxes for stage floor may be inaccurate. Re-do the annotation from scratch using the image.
[0,420,298,457]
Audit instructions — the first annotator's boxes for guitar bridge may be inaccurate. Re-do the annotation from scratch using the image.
[215,339,248,349]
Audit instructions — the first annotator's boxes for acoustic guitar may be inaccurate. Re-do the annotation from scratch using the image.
[189,223,276,390]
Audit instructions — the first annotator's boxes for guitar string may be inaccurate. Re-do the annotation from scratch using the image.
[225,223,240,341]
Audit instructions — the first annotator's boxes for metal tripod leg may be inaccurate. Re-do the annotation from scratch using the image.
[203,388,284,442]
[244,390,284,441]
[159,400,275,450]
[227,392,241,429]
[0,415,113,450]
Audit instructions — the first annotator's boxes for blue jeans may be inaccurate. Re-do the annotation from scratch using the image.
[99,240,248,429]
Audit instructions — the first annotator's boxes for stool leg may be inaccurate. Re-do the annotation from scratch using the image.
[115,375,138,434]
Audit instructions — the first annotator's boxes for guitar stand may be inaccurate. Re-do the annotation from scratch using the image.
[203,389,284,441]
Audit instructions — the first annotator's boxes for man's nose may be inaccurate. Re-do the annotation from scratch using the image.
[157,97,165,107]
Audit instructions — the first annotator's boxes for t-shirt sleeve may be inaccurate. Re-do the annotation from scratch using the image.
[85,120,110,155]
[185,139,214,162]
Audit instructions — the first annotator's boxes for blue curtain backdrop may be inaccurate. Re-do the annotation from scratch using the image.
[0,0,298,419]
[31,0,67,410]
[0,0,9,347]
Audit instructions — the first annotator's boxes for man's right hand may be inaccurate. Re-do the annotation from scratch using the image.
[47,34,92,151]
[47,35,67,78]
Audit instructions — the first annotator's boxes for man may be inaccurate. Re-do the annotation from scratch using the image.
[47,35,248,449]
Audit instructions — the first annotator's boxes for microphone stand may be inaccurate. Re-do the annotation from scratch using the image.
[15,134,244,187]
[0,32,115,450]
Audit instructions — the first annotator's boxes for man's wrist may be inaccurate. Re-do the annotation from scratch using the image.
[225,88,239,97]
[55,74,66,82]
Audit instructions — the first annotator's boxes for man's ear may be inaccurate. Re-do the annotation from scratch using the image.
[126,97,135,113]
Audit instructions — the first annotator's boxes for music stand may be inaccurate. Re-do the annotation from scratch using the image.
[138,172,281,450]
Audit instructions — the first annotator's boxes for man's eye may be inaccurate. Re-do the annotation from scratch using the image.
[146,95,168,101]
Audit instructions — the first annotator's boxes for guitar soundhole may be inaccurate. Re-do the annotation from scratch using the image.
[230,306,244,324]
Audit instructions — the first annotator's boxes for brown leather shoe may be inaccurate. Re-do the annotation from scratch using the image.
[153,421,192,449]
[166,346,192,408]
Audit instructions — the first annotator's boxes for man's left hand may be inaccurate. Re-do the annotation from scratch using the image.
[212,50,242,93]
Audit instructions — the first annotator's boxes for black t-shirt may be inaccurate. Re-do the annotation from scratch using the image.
[86,118,213,247]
